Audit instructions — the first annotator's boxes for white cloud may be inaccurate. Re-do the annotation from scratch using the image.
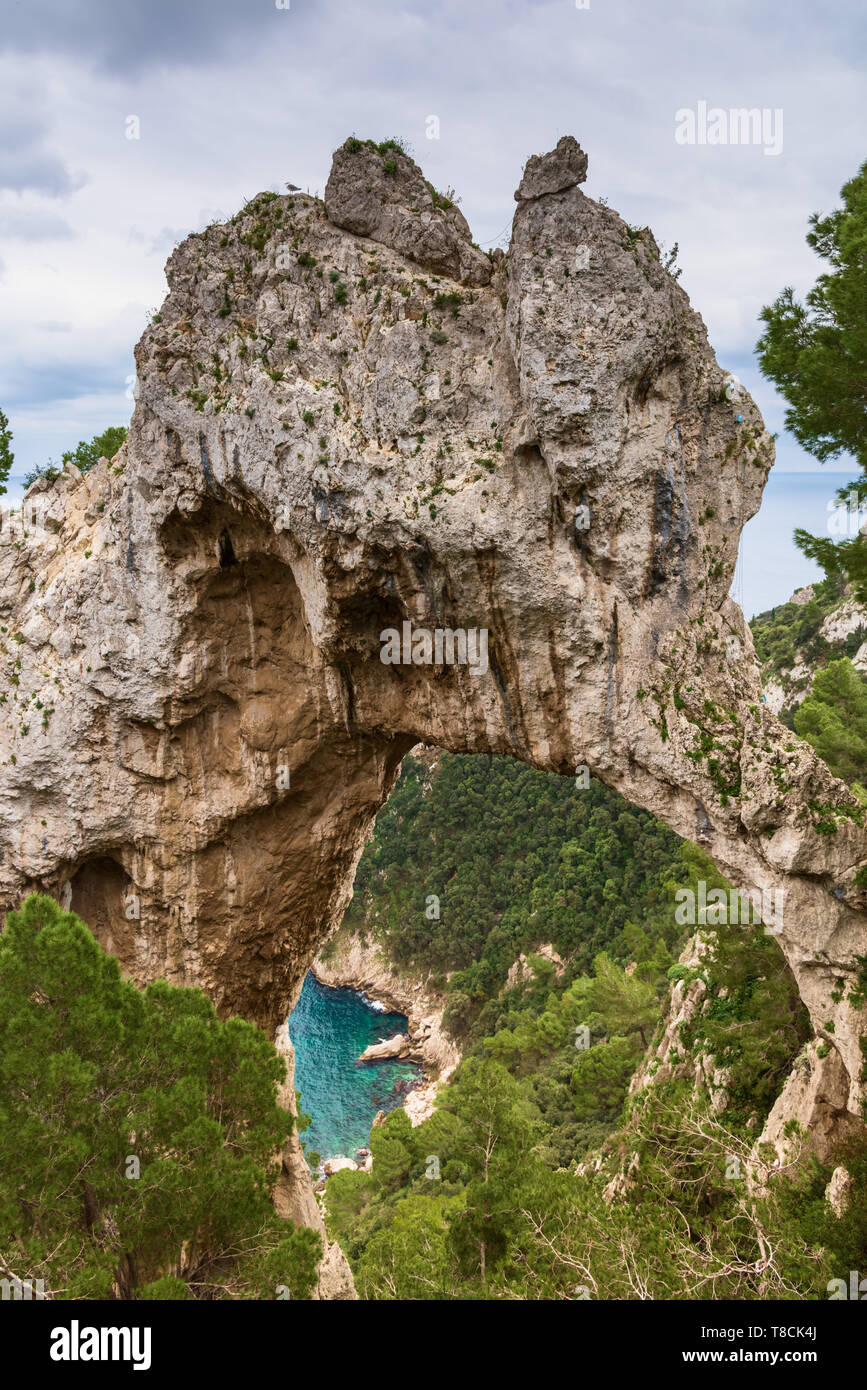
[0,0,863,479]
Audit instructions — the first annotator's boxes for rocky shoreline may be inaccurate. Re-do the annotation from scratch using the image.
[312,930,460,1132]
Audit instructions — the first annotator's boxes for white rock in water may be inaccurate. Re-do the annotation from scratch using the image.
[322,1155,358,1176]
[357,1032,410,1062]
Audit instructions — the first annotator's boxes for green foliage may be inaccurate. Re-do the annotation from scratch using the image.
[570,1034,637,1121]
[62,425,127,475]
[326,1058,539,1297]
[342,136,411,161]
[137,1275,190,1300]
[758,160,867,471]
[679,925,810,1124]
[588,952,658,1047]
[327,1036,843,1301]
[427,183,455,211]
[327,762,820,1300]
[355,1192,458,1299]
[342,752,687,1041]
[750,575,847,678]
[0,407,13,497]
[376,138,411,156]
[758,160,867,594]
[23,425,128,490]
[479,947,669,1157]
[368,1109,415,1192]
[794,657,867,784]
[439,1059,538,1286]
[0,895,321,1300]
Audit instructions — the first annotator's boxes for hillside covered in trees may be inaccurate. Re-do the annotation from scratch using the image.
[337,752,690,1042]
[322,736,867,1299]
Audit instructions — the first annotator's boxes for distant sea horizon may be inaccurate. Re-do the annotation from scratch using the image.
[734,470,857,621]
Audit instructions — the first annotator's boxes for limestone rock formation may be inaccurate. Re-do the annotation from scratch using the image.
[2,135,866,1265]
[321,1155,358,1176]
[271,1028,356,1297]
[629,936,713,1096]
[503,943,566,993]
[357,1031,409,1062]
[325,137,490,287]
[761,584,867,716]
[826,1164,852,1217]
[515,134,588,201]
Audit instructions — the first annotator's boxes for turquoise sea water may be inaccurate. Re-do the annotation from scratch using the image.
[288,972,422,1166]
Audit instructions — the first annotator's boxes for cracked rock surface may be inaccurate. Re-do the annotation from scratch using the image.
[1,136,865,1246]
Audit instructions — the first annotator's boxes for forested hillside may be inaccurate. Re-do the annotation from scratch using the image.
[750,574,851,695]
[323,742,860,1299]
[336,752,689,1041]
[750,583,867,787]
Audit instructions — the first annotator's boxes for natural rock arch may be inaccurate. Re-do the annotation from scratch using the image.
[1,137,865,1228]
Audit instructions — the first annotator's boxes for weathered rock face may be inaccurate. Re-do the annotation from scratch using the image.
[1,136,865,1200]
[515,134,589,202]
[325,137,491,288]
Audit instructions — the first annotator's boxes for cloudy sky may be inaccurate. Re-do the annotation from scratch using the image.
[0,0,863,500]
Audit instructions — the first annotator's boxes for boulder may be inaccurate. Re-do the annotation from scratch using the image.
[325,137,490,286]
[515,134,588,200]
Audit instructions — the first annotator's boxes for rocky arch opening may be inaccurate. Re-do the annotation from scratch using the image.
[49,496,418,1033]
[107,482,865,1162]
[2,135,861,1203]
[300,743,815,1176]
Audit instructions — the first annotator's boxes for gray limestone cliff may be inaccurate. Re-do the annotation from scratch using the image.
[1,136,865,1285]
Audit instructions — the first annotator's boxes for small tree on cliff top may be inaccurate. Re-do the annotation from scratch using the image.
[0,894,320,1300]
[22,424,128,489]
[0,407,12,497]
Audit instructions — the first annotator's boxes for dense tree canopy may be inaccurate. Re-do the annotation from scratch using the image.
[0,895,320,1300]
[757,159,867,596]
[0,407,12,497]
[794,656,867,788]
[338,752,688,1038]
[758,160,867,470]
[325,746,834,1301]
[325,925,837,1301]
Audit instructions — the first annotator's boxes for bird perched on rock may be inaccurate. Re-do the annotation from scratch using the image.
[285,182,301,193]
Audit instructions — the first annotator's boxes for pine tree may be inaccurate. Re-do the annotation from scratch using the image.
[0,894,321,1300]
[794,657,867,785]
[0,407,12,497]
[757,161,867,595]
